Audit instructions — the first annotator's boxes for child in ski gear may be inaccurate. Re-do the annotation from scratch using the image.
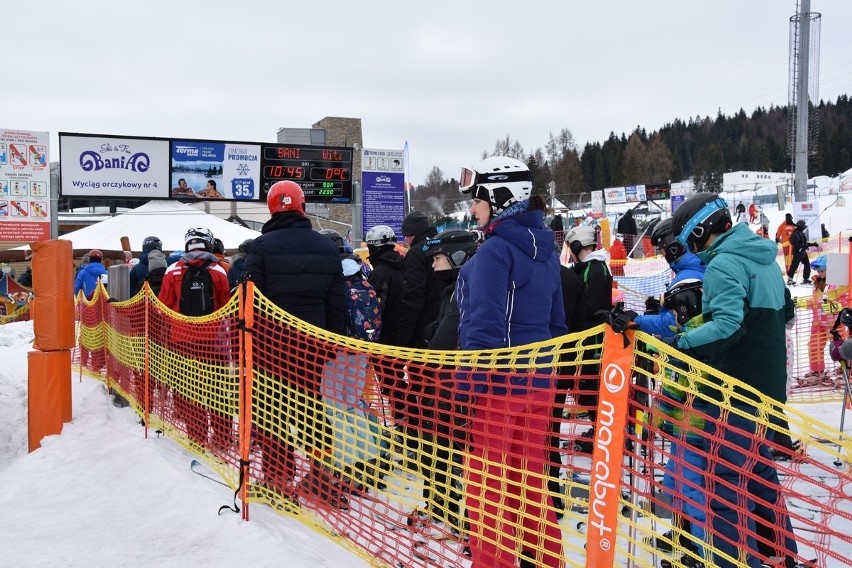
[73,249,108,299]
[565,223,613,454]
[416,230,477,530]
[786,220,817,285]
[157,228,232,450]
[129,235,162,294]
[133,249,167,296]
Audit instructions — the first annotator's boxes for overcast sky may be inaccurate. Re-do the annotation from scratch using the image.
[7,1,852,186]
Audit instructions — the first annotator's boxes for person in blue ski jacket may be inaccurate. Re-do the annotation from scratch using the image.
[129,235,163,294]
[455,156,565,568]
[633,218,706,337]
[73,249,108,299]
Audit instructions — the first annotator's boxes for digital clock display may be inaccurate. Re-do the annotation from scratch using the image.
[263,165,304,180]
[261,143,353,203]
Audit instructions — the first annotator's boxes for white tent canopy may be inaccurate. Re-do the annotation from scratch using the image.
[56,200,261,253]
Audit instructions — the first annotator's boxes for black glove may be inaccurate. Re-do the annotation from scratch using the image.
[644,296,661,314]
[808,242,818,248]
[660,335,679,348]
[608,309,638,334]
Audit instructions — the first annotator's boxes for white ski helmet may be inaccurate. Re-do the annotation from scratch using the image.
[184,226,215,252]
[459,156,532,215]
[565,225,597,256]
[365,225,397,247]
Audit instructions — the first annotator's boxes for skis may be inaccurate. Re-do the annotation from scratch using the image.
[411,540,467,568]
[190,459,229,488]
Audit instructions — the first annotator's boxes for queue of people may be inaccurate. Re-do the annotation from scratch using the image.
[68,172,823,568]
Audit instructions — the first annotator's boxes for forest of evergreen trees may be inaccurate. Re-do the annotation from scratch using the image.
[410,95,852,217]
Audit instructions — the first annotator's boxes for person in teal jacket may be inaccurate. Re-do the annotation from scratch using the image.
[670,194,800,568]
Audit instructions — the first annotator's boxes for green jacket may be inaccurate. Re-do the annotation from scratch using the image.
[676,223,788,403]
[656,315,707,445]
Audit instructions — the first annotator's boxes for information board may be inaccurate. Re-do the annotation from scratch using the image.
[0,128,51,242]
[260,144,353,203]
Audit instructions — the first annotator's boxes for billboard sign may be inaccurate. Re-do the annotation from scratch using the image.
[170,140,261,200]
[603,186,626,205]
[361,147,405,237]
[59,133,170,199]
[0,128,51,243]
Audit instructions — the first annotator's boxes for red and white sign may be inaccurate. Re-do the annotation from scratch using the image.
[0,128,50,243]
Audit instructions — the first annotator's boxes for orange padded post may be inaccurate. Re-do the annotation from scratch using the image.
[27,350,72,451]
[31,240,75,351]
[28,239,74,453]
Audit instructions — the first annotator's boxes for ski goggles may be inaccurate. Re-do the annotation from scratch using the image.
[458,166,532,194]
[676,198,728,247]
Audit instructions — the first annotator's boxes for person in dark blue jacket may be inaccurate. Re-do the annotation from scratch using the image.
[129,235,162,295]
[243,181,347,509]
[73,249,108,299]
[456,156,566,568]
[227,238,254,290]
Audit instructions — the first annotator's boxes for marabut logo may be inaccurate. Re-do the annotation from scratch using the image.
[588,362,628,549]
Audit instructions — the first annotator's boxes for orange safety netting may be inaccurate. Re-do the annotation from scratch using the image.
[74,281,852,568]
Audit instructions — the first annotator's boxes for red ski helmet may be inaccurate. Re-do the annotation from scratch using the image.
[267,181,306,216]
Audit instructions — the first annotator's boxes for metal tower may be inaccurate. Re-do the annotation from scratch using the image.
[787,0,821,202]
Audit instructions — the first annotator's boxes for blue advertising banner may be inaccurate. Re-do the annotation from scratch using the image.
[170,140,260,200]
[362,147,405,238]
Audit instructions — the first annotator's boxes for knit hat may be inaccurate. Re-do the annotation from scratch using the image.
[401,210,431,237]
[341,258,361,277]
[148,249,167,272]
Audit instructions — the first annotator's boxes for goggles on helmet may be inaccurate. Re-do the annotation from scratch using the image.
[459,167,533,194]
[676,198,728,247]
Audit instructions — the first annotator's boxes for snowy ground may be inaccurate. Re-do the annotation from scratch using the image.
[0,320,371,568]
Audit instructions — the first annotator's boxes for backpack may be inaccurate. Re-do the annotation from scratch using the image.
[146,267,166,296]
[180,262,215,316]
[344,277,382,341]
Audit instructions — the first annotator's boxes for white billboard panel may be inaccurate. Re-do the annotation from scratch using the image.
[59,134,169,198]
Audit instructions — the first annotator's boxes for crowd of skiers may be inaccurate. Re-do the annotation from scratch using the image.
[70,162,823,568]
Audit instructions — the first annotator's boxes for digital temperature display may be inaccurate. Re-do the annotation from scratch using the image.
[260,143,353,203]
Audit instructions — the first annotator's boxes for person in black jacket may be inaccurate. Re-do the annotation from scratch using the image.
[398,210,440,348]
[129,235,162,295]
[547,264,589,517]
[415,229,478,530]
[786,220,817,285]
[565,224,613,454]
[617,209,638,257]
[363,224,408,425]
[243,181,347,509]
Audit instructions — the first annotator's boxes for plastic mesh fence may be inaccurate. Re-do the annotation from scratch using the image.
[73,280,852,568]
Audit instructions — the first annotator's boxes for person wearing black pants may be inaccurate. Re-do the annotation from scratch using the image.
[786,220,816,285]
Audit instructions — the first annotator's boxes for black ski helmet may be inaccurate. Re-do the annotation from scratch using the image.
[650,218,687,264]
[319,229,345,253]
[663,278,703,326]
[423,230,478,270]
[671,193,731,252]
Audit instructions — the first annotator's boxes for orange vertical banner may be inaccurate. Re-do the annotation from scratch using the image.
[585,326,635,568]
